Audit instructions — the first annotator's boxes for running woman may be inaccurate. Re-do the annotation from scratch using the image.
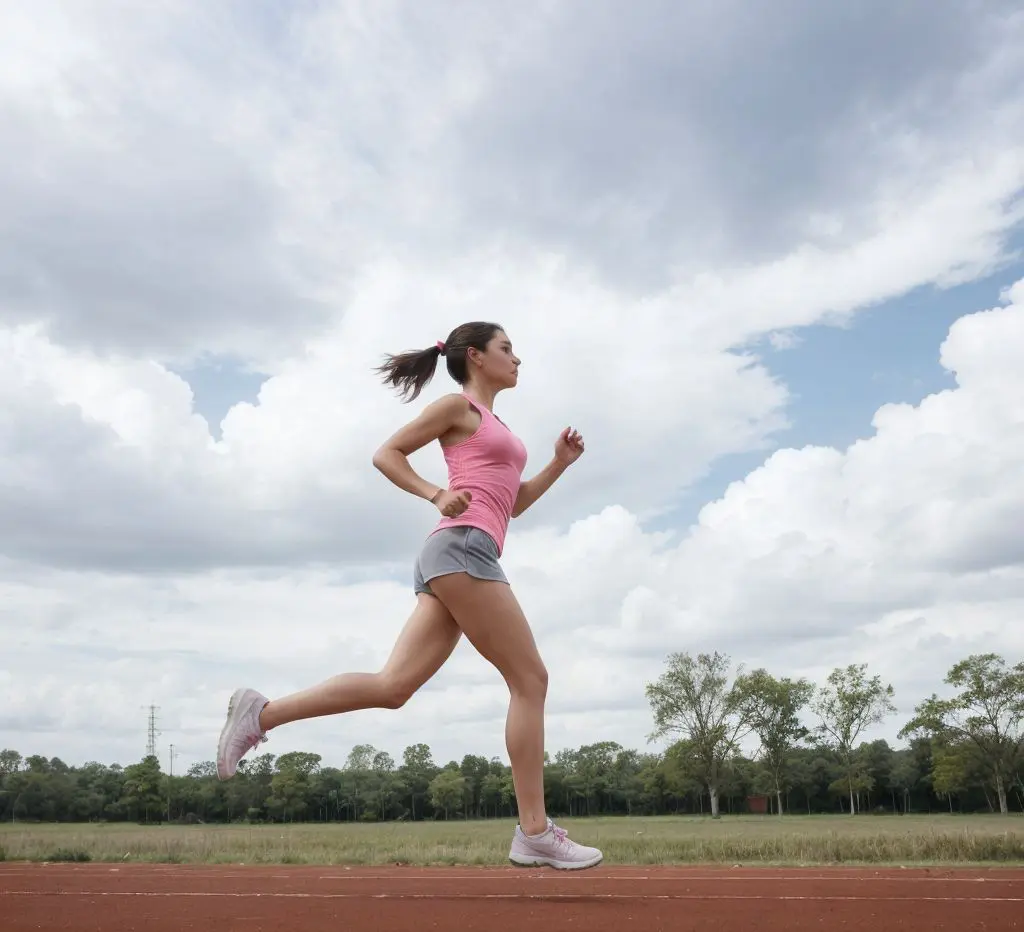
[216,321,603,870]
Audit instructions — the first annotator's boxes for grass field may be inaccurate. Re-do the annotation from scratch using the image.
[2,815,1024,867]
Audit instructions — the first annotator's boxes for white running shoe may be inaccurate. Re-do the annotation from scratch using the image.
[508,819,603,870]
[216,688,269,780]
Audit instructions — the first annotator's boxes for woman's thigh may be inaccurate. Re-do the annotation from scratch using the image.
[427,574,547,695]
[379,593,462,695]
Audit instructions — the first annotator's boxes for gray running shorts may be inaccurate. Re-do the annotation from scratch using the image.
[413,526,509,595]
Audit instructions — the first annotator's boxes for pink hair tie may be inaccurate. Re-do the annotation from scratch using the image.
[436,340,446,354]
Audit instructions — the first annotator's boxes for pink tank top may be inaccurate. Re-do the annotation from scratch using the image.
[432,393,528,555]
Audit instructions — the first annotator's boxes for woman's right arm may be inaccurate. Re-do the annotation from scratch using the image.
[372,393,467,505]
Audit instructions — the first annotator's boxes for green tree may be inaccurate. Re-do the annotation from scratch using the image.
[480,773,503,817]
[660,740,705,812]
[121,755,164,822]
[71,762,114,821]
[373,751,403,820]
[0,750,23,775]
[429,769,466,819]
[786,748,831,814]
[886,749,920,814]
[460,755,491,818]
[500,770,517,818]
[810,664,896,815]
[855,739,895,812]
[733,669,813,815]
[899,653,1024,815]
[266,752,322,821]
[574,743,621,815]
[646,652,747,818]
[929,739,981,812]
[343,744,376,820]
[400,744,437,820]
[25,755,51,774]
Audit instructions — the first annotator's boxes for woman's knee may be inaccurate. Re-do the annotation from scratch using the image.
[377,673,416,709]
[509,662,548,701]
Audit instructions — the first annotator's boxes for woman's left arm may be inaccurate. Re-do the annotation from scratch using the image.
[512,427,584,518]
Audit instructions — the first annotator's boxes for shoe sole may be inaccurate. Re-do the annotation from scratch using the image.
[508,853,604,870]
[216,688,249,781]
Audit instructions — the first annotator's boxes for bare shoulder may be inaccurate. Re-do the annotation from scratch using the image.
[419,392,473,430]
[378,392,470,456]
[406,392,470,426]
[430,392,479,443]
[428,392,472,417]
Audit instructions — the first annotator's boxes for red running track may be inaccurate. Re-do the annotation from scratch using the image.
[2,862,1023,931]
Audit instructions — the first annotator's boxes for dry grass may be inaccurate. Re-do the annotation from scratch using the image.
[2,814,1023,867]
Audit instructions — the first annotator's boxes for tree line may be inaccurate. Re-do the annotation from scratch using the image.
[2,652,1021,824]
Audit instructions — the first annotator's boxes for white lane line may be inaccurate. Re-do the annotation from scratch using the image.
[3,867,1023,884]
[1,890,1022,903]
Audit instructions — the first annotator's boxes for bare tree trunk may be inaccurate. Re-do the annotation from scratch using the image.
[995,773,1009,815]
[982,786,995,813]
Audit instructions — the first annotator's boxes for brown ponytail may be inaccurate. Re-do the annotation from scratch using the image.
[374,345,444,402]
[376,321,504,402]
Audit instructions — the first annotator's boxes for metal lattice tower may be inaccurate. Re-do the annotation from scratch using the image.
[144,705,161,758]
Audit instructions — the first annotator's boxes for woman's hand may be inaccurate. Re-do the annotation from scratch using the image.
[554,426,585,466]
[432,488,473,518]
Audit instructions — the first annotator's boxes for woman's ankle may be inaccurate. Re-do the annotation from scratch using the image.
[520,817,549,836]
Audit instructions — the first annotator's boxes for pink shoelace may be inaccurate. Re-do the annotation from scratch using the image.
[234,724,266,758]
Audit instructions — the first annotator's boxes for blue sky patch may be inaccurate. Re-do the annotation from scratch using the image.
[653,246,1024,534]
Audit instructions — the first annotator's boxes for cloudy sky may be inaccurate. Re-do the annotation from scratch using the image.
[3,0,1024,774]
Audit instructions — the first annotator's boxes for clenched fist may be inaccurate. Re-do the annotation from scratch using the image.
[432,488,473,518]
